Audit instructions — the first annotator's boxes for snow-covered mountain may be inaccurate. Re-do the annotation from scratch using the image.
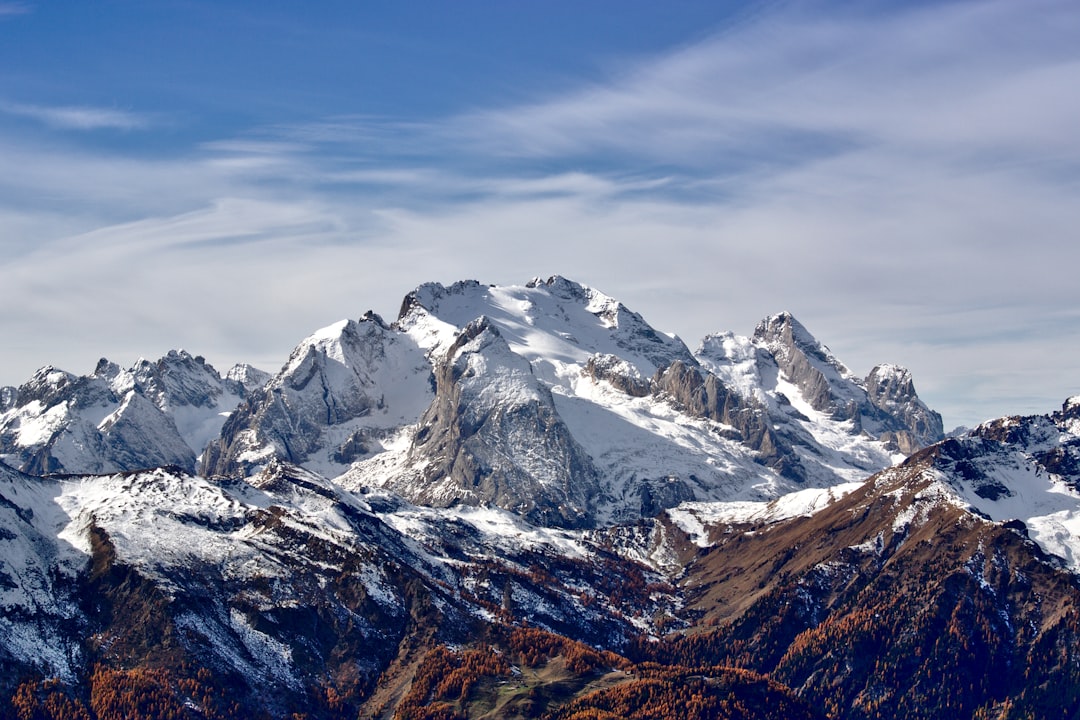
[0,351,267,476]
[663,395,1080,555]
[201,312,432,480]
[198,276,943,527]
[0,277,936,527]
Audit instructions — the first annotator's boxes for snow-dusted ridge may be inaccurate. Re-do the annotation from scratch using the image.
[666,482,866,548]
[1,457,676,687]
[659,396,1080,576]
[913,403,1080,572]
[0,351,265,476]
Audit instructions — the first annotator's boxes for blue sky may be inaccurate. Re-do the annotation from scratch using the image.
[1,0,1078,429]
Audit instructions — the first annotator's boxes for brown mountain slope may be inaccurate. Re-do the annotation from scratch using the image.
[637,447,1080,720]
[377,627,821,720]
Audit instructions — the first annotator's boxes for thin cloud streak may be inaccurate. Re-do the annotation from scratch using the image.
[0,3,30,17]
[449,0,1080,172]
[1,102,151,131]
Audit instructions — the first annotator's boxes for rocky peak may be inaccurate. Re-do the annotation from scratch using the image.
[225,363,271,393]
[401,318,599,528]
[396,279,484,324]
[527,274,589,301]
[128,349,231,411]
[747,313,942,453]
[752,312,850,416]
[15,366,80,408]
[1058,396,1080,435]
[1,350,255,477]
[201,313,433,479]
[753,312,846,372]
[866,364,944,448]
[865,364,915,401]
[92,358,123,383]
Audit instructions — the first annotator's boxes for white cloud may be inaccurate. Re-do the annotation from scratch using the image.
[1,102,149,131]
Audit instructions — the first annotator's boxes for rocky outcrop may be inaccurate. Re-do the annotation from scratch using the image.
[865,364,944,452]
[0,363,207,476]
[752,312,854,418]
[651,360,805,481]
[201,315,432,479]
[751,312,943,454]
[402,318,600,528]
[583,354,650,397]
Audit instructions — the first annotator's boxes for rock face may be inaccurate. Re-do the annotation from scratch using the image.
[650,360,803,481]
[865,364,945,453]
[0,352,253,475]
[691,312,943,493]
[201,313,433,479]
[713,312,945,458]
[401,318,600,528]
[753,312,845,415]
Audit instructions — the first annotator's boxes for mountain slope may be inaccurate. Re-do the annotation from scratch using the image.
[1,272,1079,719]
[641,396,1080,720]
[201,313,432,479]
[0,352,263,476]
[0,458,679,717]
[4,398,1078,719]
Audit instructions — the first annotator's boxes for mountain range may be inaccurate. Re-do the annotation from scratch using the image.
[1,276,1077,720]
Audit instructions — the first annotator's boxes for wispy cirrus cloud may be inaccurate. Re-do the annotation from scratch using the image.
[0,2,31,17]
[0,101,150,131]
[447,0,1080,173]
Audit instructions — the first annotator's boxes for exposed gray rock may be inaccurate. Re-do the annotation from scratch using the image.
[225,363,272,394]
[865,364,945,449]
[95,391,194,472]
[201,314,432,479]
[402,317,600,528]
[1,367,192,475]
[651,360,805,481]
[751,312,943,455]
[583,353,650,397]
[0,353,255,476]
[124,350,238,412]
[752,312,848,417]
[0,386,14,413]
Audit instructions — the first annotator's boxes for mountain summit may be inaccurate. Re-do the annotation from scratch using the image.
[0,351,265,476]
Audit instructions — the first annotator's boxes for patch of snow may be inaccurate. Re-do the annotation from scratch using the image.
[666,482,864,547]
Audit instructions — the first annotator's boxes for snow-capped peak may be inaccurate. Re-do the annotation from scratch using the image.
[0,351,259,476]
[753,311,853,380]
[397,276,694,379]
